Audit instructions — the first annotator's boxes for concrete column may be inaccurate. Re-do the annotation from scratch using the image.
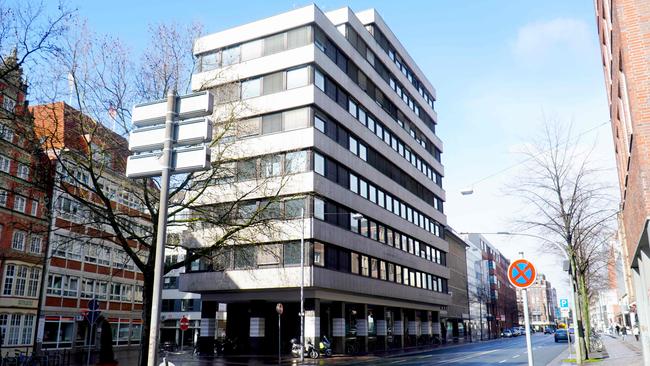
[636,249,650,365]
[421,311,432,343]
[249,300,266,354]
[404,309,417,347]
[394,308,404,349]
[331,301,346,354]
[305,298,321,345]
[374,306,387,351]
[197,300,217,356]
[356,304,368,353]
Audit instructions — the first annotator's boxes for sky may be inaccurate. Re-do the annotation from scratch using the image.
[60,0,616,301]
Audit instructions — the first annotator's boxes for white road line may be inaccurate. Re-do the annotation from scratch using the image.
[512,354,520,358]
[437,349,500,364]
[499,360,507,363]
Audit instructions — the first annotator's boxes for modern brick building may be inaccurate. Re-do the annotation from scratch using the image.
[30,102,147,352]
[516,274,557,331]
[594,0,650,362]
[464,234,517,338]
[443,228,470,343]
[180,5,449,355]
[0,52,50,355]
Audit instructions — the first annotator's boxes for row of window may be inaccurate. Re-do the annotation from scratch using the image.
[314,27,438,155]
[313,151,444,232]
[51,234,142,271]
[195,26,312,73]
[233,107,311,138]
[314,107,443,189]
[187,241,305,272]
[42,318,142,349]
[365,24,436,112]
[313,197,446,266]
[47,274,144,302]
[0,154,30,179]
[191,196,307,229]
[3,264,40,297]
[2,226,42,254]
[0,314,34,346]
[0,189,40,217]
[313,241,448,293]
[161,298,201,312]
[335,24,436,133]
[229,150,308,182]
[314,68,442,187]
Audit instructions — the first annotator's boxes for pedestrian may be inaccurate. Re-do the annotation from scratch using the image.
[633,325,640,341]
[622,326,627,341]
[616,324,620,336]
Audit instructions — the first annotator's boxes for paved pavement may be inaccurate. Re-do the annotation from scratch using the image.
[547,333,643,365]
[158,333,563,366]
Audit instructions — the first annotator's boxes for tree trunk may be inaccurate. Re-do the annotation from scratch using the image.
[139,272,155,366]
[578,273,592,354]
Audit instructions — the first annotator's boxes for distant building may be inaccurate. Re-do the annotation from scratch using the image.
[30,102,148,352]
[443,228,470,343]
[517,274,557,331]
[465,236,488,341]
[0,51,50,354]
[594,0,650,362]
[464,234,518,338]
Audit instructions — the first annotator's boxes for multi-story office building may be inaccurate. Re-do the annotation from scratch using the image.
[180,5,449,355]
[443,228,469,343]
[464,234,517,338]
[30,102,147,352]
[0,51,49,354]
[594,0,650,361]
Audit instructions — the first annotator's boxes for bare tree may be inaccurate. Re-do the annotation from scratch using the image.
[0,0,74,83]
[30,20,299,366]
[511,120,617,362]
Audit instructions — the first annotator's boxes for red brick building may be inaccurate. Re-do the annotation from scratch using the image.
[0,52,50,354]
[30,102,148,351]
[594,0,650,362]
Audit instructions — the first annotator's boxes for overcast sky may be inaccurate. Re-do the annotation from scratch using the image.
[59,0,617,301]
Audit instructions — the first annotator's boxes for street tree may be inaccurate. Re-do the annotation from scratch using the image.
[30,20,297,366]
[511,121,617,362]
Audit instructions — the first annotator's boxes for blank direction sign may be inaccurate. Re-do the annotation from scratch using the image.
[129,117,212,152]
[131,91,213,127]
[126,146,211,178]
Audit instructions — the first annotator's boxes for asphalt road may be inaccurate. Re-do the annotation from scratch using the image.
[348,333,567,366]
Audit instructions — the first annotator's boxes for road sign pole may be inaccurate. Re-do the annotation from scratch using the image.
[86,322,93,366]
[278,313,281,365]
[147,90,177,366]
[522,288,534,366]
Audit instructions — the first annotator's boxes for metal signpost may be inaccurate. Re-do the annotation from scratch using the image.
[126,90,213,366]
[508,256,537,366]
[179,316,189,351]
[559,298,571,357]
[276,303,283,364]
[84,299,101,366]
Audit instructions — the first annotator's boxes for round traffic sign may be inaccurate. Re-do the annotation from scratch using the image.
[179,316,189,331]
[508,259,536,288]
[276,303,283,315]
[88,299,100,311]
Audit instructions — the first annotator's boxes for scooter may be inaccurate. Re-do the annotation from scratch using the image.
[290,338,320,359]
[319,335,333,357]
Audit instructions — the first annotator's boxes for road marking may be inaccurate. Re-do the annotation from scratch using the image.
[499,360,507,363]
[437,349,500,364]
[512,354,520,358]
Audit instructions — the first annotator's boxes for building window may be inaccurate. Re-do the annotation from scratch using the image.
[29,236,42,254]
[361,255,369,277]
[241,78,261,99]
[0,190,7,206]
[3,264,15,295]
[30,199,38,216]
[314,153,325,176]
[12,230,25,251]
[283,242,301,265]
[13,195,26,213]
[313,242,325,267]
[16,164,29,180]
[0,124,14,142]
[27,268,39,297]
[286,67,309,89]
[2,97,16,113]
[313,197,325,220]
[285,151,307,174]
[314,69,325,91]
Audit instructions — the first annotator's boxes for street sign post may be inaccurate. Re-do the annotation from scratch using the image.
[508,258,537,366]
[276,303,283,364]
[127,90,214,366]
[84,299,101,366]
[179,316,189,351]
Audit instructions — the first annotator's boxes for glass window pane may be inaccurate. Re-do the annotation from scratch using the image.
[287,67,309,89]
[285,151,307,173]
[315,69,325,91]
[261,155,282,177]
[263,72,284,94]
[241,78,261,99]
[314,153,325,175]
[262,113,282,134]
[238,117,260,137]
[351,252,359,274]
[287,26,311,49]
[314,115,325,132]
[349,174,358,193]
[222,47,240,66]
[285,198,305,218]
[241,39,263,61]
[314,242,325,267]
[283,108,309,130]
[314,198,325,220]
[264,33,285,55]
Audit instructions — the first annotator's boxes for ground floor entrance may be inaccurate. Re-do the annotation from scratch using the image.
[195,297,443,356]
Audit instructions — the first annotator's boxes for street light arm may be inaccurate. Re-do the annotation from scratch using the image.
[460,231,569,260]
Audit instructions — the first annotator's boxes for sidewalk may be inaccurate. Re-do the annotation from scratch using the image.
[548,334,643,365]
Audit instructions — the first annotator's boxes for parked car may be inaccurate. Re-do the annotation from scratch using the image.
[512,328,521,336]
[502,329,513,338]
[544,327,554,334]
[518,327,526,335]
[555,329,572,343]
